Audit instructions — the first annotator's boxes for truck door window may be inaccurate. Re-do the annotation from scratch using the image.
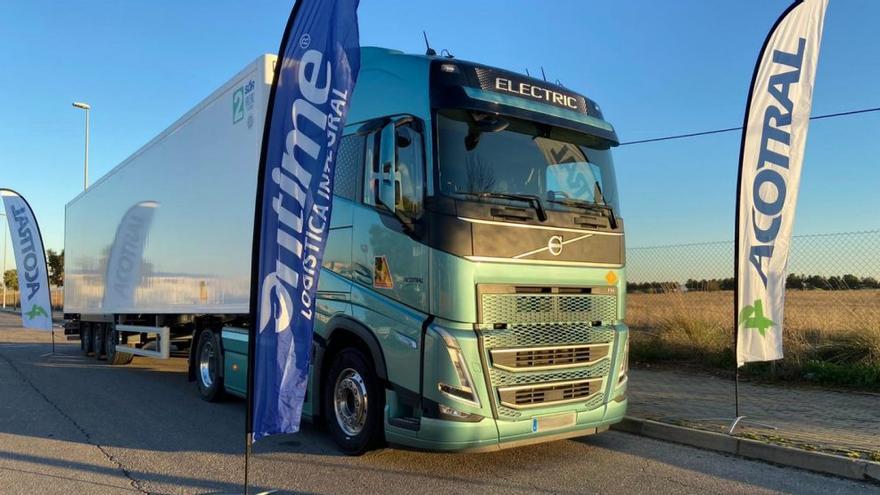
[395,123,424,219]
[362,121,424,220]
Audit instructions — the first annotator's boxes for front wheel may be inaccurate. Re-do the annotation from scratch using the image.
[195,329,224,402]
[323,348,384,455]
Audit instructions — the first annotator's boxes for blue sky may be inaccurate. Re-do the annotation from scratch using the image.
[1,0,877,256]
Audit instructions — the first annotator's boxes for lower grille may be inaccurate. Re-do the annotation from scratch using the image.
[479,325,615,418]
[498,379,603,409]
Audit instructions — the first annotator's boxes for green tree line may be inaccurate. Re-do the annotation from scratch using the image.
[2,249,64,290]
[628,273,880,293]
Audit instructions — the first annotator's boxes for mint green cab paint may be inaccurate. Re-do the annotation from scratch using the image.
[220,327,249,397]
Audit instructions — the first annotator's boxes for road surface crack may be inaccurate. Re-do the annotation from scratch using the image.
[0,352,151,494]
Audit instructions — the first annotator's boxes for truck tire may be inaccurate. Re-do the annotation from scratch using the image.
[93,325,106,360]
[195,329,224,402]
[105,327,134,366]
[82,323,94,356]
[323,347,384,455]
[80,323,89,354]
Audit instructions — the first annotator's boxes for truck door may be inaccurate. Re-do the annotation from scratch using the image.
[351,117,429,396]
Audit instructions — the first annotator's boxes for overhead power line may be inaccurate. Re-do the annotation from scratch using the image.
[619,106,880,146]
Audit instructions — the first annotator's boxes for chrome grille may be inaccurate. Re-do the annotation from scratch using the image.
[482,323,614,349]
[498,379,602,409]
[489,359,610,387]
[490,344,610,371]
[481,293,617,324]
[477,286,619,420]
[496,388,606,419]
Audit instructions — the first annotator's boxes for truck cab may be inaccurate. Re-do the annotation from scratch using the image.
[222,47,628,453]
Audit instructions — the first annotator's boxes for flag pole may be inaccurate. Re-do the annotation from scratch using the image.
[244,1,304,493]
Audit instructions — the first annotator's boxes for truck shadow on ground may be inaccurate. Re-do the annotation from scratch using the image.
[1,337,865,494]
[0,451,279,495]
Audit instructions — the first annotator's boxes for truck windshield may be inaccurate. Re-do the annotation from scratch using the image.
[436,109,621,216]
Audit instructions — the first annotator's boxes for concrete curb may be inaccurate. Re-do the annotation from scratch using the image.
[612,416,880,482]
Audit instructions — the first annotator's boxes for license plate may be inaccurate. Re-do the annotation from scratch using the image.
[532,412,576,432]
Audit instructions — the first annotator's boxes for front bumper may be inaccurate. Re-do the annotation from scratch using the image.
[386,397,627,452]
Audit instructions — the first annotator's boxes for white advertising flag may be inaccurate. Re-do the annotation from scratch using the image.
[1,189,53,330]
[736,0,829,366]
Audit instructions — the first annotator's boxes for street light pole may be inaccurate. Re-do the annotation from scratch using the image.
[72,102,91,190]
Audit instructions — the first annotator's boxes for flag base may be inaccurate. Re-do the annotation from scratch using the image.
[39,327,57,357]
[726,415,777,435]
[689,416,778,435]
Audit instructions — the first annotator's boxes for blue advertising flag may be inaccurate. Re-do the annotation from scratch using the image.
[249,0,360,441]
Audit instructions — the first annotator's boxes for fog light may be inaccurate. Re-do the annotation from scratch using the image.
[439,404,469,418]
[434,402,483,423]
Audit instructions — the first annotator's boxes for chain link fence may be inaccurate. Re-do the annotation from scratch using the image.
[624,230,880,460]
[627,229,880,334]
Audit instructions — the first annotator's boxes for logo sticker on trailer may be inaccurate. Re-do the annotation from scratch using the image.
[233,86,245,124]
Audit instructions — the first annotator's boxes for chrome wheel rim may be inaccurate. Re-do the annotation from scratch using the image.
[333,368,368,436]
[199,339,215,388]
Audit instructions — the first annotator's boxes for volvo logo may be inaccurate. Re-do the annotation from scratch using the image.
[548,235,564,256]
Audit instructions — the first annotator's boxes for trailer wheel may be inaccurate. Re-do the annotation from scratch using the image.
[93,325,106,360]
[195,329,225,402]
[80,323,89,354]
[82,323,94,356]
[105,327,134,366]
[323,347,384,455]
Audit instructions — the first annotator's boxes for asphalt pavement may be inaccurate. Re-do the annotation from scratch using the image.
[0,312,877,495]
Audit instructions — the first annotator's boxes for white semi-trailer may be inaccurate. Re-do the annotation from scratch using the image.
[65,55,273,318]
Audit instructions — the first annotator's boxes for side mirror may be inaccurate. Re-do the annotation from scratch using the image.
[378,123,397,212]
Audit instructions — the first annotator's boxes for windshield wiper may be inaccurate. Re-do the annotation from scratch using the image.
[546,196,618,229]
[458,191,547,222]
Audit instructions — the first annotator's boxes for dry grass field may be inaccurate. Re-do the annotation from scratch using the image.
[628,289,880,333]
[626,290,880,387]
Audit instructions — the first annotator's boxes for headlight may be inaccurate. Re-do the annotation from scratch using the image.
[432,326,481,407]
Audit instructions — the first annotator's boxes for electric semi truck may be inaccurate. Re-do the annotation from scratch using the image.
[64,47,629,454]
